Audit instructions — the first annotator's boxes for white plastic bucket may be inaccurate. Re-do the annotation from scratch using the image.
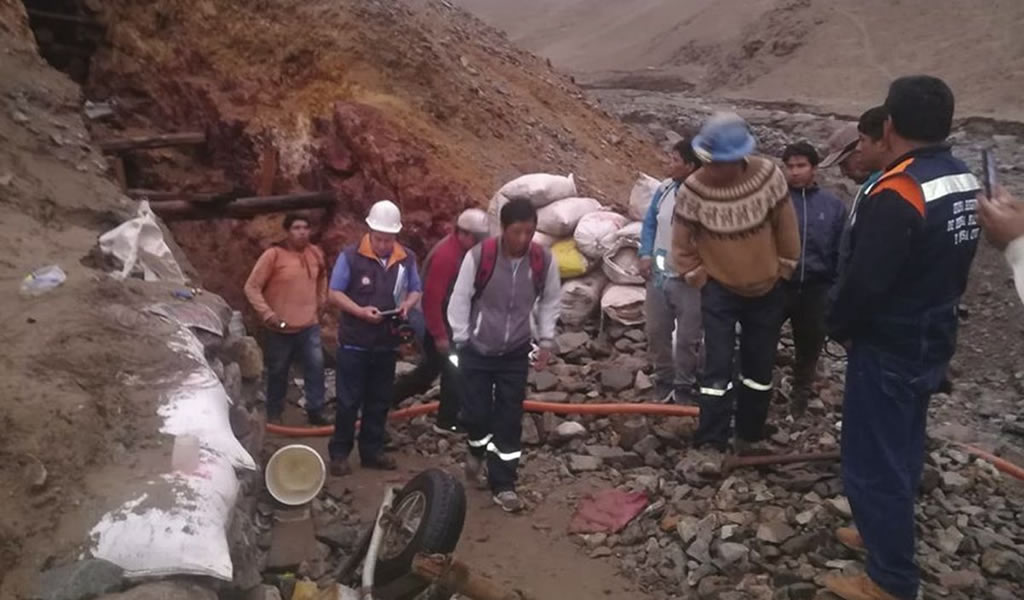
[265,444,326,506]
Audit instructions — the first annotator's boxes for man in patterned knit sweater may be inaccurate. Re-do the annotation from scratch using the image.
[672,113,801,473]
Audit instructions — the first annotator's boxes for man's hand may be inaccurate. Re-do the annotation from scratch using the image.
[683,266,707,289]
[977,187,1024,251]
[397,300,416,320]
[361,306,383,324]
[638,256,653,280]
[532,347,552,370]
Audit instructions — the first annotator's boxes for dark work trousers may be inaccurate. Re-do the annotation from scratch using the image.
[459,345,530,493]
[329,348,397,462]
[264,325,325,418]
[842,342,946,600]
[696,280,785,449]
[783,283,830,393]
[393,334,464,426]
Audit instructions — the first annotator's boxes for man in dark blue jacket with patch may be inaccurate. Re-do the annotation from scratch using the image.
[780,142,847,416]
[824,76,981,600]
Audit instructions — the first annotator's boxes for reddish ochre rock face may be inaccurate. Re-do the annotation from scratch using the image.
[82,0,665,338]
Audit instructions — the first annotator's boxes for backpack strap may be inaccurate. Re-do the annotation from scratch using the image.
[528,242,547,297]
[472,237,499,303]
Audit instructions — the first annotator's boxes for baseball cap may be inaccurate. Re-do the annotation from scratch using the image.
[819,123,860,169]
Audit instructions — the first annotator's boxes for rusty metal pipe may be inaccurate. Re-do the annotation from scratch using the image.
[721,450,841,474]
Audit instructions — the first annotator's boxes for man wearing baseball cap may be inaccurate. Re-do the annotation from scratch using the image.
[393,208,490,434]
[672,112,801,471]
[327,200,422,476]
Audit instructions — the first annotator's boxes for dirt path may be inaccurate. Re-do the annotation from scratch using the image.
[277,435,652,600]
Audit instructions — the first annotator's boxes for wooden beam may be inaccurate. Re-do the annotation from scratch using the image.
[412,554,534,600]
[125,189,235,203]
[97,131,206,153]
[27,9,104,27]
[151,191,335,221]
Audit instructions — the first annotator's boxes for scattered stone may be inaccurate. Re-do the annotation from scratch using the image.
[100,582,217,600]
[556,331,589,355]
[614,417,650,451]
[237,336,263,380]
[315,522,361,550]
[0,173,13,187]
[676,515,701,544]
[601,368,634,392]
[920,465,941,493]
[717,542,750,567]
[533,391,570,403]
[23,455,47,490]
[634,370,653,391]
[783,583,817,600]
[685,514,719,563]
[941,471,971,492]
[585,445,643,469]
[981,549,1024,579]
[521,414,542,445]
[12,110,29,123]
[632,434,661,456]
[34,559,124,600]
[614,338,632,352]
[756,521,796,544]
[936,526,965,555]
[825,497,852,518]
[590,546,613,558]
[939,570,986,591]
[531,370,560,392]
[623,329,645,342]
[553,421,587,442]
[568,454,602,473]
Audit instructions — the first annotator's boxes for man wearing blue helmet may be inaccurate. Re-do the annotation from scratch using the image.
[671,113,801,472]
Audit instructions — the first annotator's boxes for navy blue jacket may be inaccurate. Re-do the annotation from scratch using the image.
[789,185,847,286]
[828,145,981,363]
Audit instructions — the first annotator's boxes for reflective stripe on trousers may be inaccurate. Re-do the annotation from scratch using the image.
[486,442,522,462]
[699,382,733,397]
[740,376,772,391]
[468,434,493,448]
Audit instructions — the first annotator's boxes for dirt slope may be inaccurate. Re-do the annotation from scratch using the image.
[457,0,1024,120]
[80,0,663,315]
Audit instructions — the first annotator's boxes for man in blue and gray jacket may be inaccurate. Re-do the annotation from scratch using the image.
[638,138,704,404]
[780,142,847,415]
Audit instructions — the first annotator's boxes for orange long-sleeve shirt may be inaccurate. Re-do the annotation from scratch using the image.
[244,244,326,332]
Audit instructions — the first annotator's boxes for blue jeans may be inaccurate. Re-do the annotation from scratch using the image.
[842,342,946,600]
[264,325,325,417]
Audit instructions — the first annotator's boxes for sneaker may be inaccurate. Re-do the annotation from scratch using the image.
[307,412,331,426]
[361,454,398,471]
[672,384,698,406]
[836,526,866,553]
[329,457,351,477]
[464,454,488,490]
[432,422,467,436]
[492,490,524,513]
[822,573,899,600]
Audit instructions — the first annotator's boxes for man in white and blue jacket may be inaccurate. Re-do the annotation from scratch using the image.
[638,138,704,404]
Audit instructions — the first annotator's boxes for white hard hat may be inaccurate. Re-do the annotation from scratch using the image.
[456,208,489,236]
[365,200,402,234]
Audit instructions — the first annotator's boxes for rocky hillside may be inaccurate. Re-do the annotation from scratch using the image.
[458,0,1024,121]
[80,0,663,312]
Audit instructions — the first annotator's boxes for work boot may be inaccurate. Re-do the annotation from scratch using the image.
[464,454,488,490]
[362,453,398,471]
[822,573,899,600]
[432,421,467,436]
[492,490,524,513]
[837,526,866,553]
[329,457,352,477]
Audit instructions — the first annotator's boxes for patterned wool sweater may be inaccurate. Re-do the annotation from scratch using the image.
[671,156,801,297]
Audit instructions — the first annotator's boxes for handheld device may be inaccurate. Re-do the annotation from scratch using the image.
[378,308,401,318]
[982,149,998,198]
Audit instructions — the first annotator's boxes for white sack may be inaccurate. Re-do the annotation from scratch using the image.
[532,231,557,247]
[486,192,509,237]
[628,173,662,221]
[616,221,643,245]
[498,173,577,207]
[574,211,629,259]
[601,284,647,326]
[560,271,608,327]
[603,244,645,285]
[536,197,602,237]
[99,201,187,283]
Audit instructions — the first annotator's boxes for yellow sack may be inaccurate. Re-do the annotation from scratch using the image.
[551,239,591,279]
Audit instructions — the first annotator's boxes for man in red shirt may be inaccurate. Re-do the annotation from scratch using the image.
[393,208,489,433]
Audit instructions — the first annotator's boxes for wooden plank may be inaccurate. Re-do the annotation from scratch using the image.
[97,131,206,153]
[151,191,336,221]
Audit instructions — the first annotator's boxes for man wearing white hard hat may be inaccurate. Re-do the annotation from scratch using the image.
[327,200,422,476]
[393,208,490,434]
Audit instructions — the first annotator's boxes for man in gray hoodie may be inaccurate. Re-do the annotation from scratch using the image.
[447,197,561,513]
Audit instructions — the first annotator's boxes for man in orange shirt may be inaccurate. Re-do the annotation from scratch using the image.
[244,214,329,425]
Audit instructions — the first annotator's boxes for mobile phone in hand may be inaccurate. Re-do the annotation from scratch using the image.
[982,149,998,198]
[378,308,400,318]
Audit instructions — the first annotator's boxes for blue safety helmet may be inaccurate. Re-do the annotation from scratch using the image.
[692,112,757,163]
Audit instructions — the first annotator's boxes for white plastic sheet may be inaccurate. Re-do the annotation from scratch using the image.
[98,201,187,283]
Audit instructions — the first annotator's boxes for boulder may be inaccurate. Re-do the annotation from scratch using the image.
[756,521,796,544]
[530,370,560,392]
[600,367,634,392]
[237,336,264,380]
[33,559,124,600]
[568,454,602,473]
[556,331,590,355]
[553,421,587,443]
[100,582,217,600]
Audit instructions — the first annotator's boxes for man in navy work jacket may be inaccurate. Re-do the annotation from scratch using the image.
[638,138,704,404]
[327,200,422,477]
[824,76,981,600]
[447,197,561,514]
[780,141,847,416]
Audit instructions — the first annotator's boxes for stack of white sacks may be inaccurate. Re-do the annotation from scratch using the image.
[487,173,663,328]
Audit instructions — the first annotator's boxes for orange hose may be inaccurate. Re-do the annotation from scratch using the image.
[264,400,698,437]
[958,443,1024,481]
